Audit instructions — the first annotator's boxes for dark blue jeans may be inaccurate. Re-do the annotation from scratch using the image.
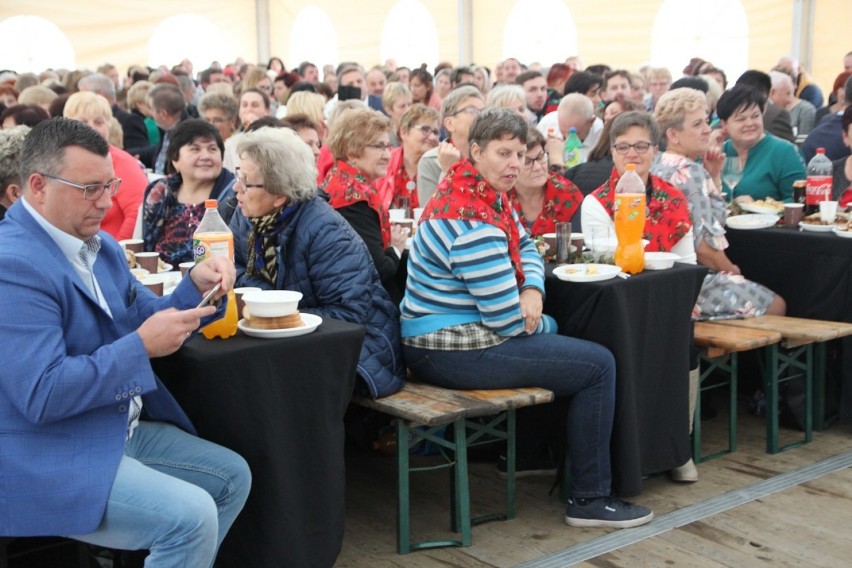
[403,333,615,498]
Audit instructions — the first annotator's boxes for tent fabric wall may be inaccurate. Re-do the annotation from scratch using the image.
[0,1,848,101]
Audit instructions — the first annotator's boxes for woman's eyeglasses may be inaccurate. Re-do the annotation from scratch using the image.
[414,125,440,138]
[450,106,481,117]
[612,141,653,155]
[524,152,548,169]
[234,167,264,192]
[366,143,394,153]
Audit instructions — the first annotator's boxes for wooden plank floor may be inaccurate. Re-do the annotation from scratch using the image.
[337,406,852,567]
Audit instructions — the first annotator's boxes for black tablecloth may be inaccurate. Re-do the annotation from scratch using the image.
[544,263,707,497]
[726,227,852,420]
[153,318,365,568]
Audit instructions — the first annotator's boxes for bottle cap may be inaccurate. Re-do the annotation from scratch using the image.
[625,164,636,171]
[569,127,577,133]
[816,147,825,154]
[205,199,218,208]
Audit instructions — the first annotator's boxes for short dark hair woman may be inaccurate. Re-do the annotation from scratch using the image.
[142,119,235,264]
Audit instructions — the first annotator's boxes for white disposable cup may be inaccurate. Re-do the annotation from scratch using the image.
[234,287,262,320]
[134,252,161,273]
[119,238,144,253]
[413,207,424,222]
[819,200,838,223]
[179,261,195,278]
[388,208,406,222]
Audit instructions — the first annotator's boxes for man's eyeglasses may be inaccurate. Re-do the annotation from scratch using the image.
[366,143,393,152]
[524,152,548,169]
[451,106,481,117]
[612,141,653,155]
[41,173,121,201]
[414,125,440,138]
[234,167,264,192]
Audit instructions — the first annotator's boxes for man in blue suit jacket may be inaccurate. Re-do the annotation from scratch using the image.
[0,118,250,567]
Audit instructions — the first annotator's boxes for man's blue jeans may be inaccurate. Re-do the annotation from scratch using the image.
[403,332,615,498]
[70,421,251,568]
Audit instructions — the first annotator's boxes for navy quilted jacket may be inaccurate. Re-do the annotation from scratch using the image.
[231,194,404,398]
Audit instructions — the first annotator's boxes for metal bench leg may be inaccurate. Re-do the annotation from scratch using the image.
[765,343,813,454]
[693,352,737,463]
[396,419,412,554]
[812,342,828,431]
[692,364,704,463]
[452,418,472,547]
[729,353,738,455]
[765,344,780,454]
[804,345,814,444]
[505,409,516,520]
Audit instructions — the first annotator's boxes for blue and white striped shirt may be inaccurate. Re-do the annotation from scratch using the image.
[400,214,555,344]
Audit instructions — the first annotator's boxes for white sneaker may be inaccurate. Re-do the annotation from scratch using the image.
[670,458,698,482]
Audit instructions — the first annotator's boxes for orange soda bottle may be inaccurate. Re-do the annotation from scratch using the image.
[193,199,238,339]
[613,164,646,275]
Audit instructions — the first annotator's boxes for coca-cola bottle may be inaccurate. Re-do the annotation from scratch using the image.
[805,148,832,215]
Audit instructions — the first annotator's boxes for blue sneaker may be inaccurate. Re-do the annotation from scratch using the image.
[565,496,654,528]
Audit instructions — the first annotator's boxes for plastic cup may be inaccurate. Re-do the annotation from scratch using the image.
[388,208,406,222]
[819,200,838,223]
[570,232,584,262]
[179,261,195,278]
[541,232,557,257]
[119,238,144,253]
[140,274,166,296]
[234,287,262,321]
[783,203,804,228]
[587,226,615,259]
[394,218,415,232]
[134,252,161,273]
[555,222,572,264]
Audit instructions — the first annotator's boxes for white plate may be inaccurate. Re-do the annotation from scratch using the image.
[237,313,322,338]
[644,252,680,270]
[739,202,783,215]
[553,264,622,282]
[799,221,835,232]
[833,227,852,238]
[726,214,779,230]
[159,263,173,273]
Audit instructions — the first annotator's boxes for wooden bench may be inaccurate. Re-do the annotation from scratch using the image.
[693,322,782,462]
[714,316,852,453]
[352,381,553,554]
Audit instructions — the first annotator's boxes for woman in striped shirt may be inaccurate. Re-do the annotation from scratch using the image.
[400,107,654,530]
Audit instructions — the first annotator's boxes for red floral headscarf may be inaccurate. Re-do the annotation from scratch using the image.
[591,167,692,251]
[387,146,419,209]
[421,159,525,287]
[508,171,583,237]
[322,160,391,247]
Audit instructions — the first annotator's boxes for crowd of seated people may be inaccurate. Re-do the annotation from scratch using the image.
[3,50,852,560]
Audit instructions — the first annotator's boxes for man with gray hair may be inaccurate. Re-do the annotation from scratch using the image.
[769,70,816,136]
[776,55,824,109]
[536,93,603,165]
[79,72,142,150]
[0,124,29,221]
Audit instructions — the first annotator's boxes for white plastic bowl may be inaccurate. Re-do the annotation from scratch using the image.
[242,290,303,317]
[644,252,680,270]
